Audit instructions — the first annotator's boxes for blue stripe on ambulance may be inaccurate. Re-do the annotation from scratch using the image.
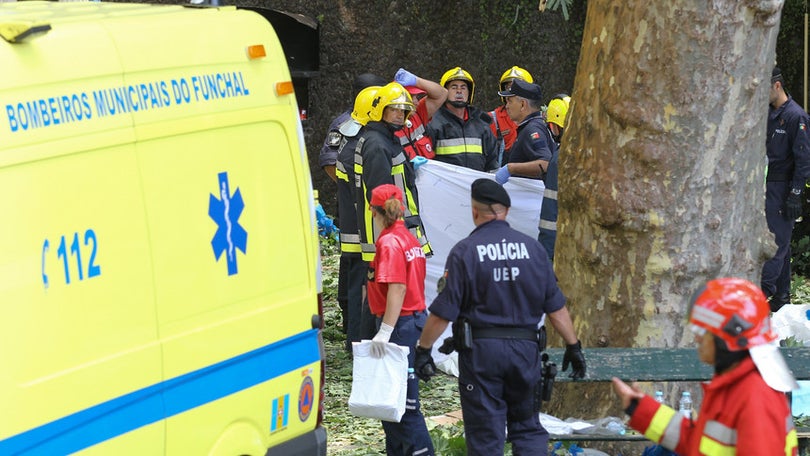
[0,329,320,455]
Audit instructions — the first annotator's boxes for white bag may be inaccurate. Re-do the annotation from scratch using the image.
[348,340,409,422]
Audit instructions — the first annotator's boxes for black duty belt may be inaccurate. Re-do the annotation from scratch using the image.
[766,173,789,182]
[472,327,538,341]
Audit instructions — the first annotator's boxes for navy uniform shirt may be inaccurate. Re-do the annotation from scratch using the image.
[767,96,810,190]
[320,110,351,168]
[507,111,556,173]
[429,219,565,328]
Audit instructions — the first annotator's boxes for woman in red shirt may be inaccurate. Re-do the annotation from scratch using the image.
[366,184,434,456]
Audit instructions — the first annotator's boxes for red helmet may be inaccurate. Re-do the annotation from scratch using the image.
[689,278,776,351]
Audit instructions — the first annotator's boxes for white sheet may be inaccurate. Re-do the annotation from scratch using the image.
[415,160,545,368]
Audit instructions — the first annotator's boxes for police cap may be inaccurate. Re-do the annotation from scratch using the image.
[471,178,511,207]
[771,67,784,84]
[497,78,543,102]
[353,73,387,94]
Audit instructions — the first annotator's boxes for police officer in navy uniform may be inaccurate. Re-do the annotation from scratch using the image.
[761,67,810,312]
[415,178,586,456]
[494,79,556,185]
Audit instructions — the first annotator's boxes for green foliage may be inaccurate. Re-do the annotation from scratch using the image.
[544,0,575,20]
[428,422,468,455]
[775,0,807,100]
[792,272,810,305]
[320,238,340,310]
[782,335,806,347]
[792,234,810,279]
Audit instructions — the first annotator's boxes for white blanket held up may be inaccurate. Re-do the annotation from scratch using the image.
[414,160,545,371]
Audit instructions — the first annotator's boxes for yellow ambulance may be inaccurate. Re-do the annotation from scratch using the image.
[0,2,326,455]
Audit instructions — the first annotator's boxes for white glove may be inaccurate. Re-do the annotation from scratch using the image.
[370,322,394,358]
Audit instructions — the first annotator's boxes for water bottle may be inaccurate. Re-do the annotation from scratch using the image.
[654,390,664,404]
[679,391,693,419]
[605,419,626,435]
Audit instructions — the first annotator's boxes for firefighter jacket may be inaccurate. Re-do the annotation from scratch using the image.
[627,357,798,455]
[426,104,499,171]
[489,105,518,166]
[395,98,435,159]
[335,129,362,256]
[354,121,432,262]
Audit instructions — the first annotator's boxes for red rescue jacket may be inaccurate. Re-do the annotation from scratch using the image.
[628,357,798,455]
[490,105,518,158]
[396,98,435,159]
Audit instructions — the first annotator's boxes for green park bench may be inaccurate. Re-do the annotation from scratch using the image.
[543,347,810,445]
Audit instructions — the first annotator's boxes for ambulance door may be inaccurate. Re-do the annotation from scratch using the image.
[0,143,163,455]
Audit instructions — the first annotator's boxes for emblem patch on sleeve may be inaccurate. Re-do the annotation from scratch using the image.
[327,131,342,147]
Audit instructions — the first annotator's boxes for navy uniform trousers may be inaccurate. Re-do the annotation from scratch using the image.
[458,338,547,456]
[762,181,794,309]
[377,311,435,456]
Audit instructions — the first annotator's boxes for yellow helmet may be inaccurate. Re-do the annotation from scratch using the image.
[440,66,475,105]
[351,86,380,125]
[546,96,570,128]
[499,66,534,89]
[368,82,415,123]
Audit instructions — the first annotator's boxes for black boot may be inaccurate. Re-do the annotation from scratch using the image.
[768,294,790,313]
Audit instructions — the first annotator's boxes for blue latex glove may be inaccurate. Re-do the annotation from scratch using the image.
[495,165,510,185]
[410,156,428,171]
[315,204,338,238]
[395,68,418,87]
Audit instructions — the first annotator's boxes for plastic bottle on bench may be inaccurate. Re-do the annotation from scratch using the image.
[654,390,664,404]
[605,418,626,435]
[679,391,692,419]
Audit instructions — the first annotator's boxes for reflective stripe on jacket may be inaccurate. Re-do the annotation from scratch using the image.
[426,105,499,171]
[336,133,361,254]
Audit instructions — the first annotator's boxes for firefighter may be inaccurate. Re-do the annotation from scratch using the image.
[612,278,799,455]
[538,95,570,262]
[354,82,432,264]
[426,66,499,171]
[335,86,381,348]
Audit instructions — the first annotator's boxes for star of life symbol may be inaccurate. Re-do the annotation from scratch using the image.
[209,172,247,275]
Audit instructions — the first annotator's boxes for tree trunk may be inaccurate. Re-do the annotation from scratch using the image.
[549,0,783,420]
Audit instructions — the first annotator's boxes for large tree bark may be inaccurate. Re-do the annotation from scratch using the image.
[550,0,783,420]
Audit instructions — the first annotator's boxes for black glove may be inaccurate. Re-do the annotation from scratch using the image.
[414,345,436,382]
[562,340,586,380]
[786,191,803,219]
[438,337,455,355]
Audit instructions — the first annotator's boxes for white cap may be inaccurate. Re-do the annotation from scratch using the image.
[749,342,799,392]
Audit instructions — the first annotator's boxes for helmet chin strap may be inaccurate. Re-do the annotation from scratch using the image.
[385,122,404,132]
[449,100,468,109]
